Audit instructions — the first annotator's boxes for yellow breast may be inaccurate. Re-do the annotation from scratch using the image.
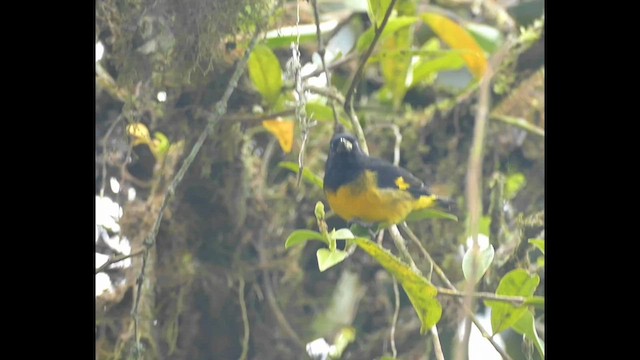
[325,171,436,225]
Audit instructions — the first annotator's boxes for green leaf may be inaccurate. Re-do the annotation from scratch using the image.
[317,248,349,272]
[354,237,442,333]
[248,44,283,105]
[486,269,540,334]
[462,242,494,284]
[528,239,544,254]
[265,33,316,49]
[285,230,328,249]
[367,0,393,28]
[512,311,545,358]
[504,172,526,200]
[278,161,324,189]
[306,102,335,122]
[379,19,413,108]
[410,52,466,87]
[465,22,503,54]
[356,17,418,52]
[305,102,351,126]
[405,208,458,222]
[332,228,356,240]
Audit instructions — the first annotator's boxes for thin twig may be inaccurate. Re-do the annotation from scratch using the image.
[290,0,315,188]
[130,18,268,353]
[238,276,250,360]
[310,0,340,128]
[301,52,358,82]
[257,232,304,348]
[430,326,445,360]
[95,249,145,274]
[436,287,536,306]
[343,0,398,153]
[490,114,544,137]
[262,270,304,347]
[400,223,513,360]
[390,276,400,358]
[343,0,398,114]
[304,85,345,104]
[388,225,419,274]
[458,35,515,360]
[132,245,149,354]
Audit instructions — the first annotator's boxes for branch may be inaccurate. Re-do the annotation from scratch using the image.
[301,52,358,81]
[400,223,513,360]
[95,249,145,274]
[262,266,304,347]
[430,326,445,360]
[490,114,544,137]
[310,0,340,129]
[344,0,398,113]
[130,15,269,353]
[436,288,543,307]
[390,276,400,358]
[458,34,516,360]
[343,0,398,153]
[257,232,304,348]
[238,276,250,360]
[304,85,345,104]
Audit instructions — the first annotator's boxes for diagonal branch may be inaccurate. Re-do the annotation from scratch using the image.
[400,223,513,360]
[343,0,398,154]
[344,0,398,113]
[95,249,145,274]
[129,17,269,353]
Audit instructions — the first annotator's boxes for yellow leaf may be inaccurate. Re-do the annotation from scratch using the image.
[353,237,442,333]
[263,119,294,153]
[126,123,152,146]
[422,13,488,79]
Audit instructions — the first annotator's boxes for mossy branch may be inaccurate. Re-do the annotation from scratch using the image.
[129,17,268,354]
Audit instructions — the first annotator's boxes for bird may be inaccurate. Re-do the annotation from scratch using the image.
[323,133,449,226]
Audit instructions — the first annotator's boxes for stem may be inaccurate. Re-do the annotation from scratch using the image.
[390,276,400,358]
[436,287,538,306]
[430,326,445,360]
[310,0,340,128]
[400,223,513,360]
[343,0,399,153]
[490,114,544,137]
[344,0,398,114]
[238,277,250,360]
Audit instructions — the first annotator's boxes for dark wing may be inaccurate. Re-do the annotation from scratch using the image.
[361,156,432,199]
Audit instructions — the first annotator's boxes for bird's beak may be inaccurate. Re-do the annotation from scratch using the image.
[338,138,353,152]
